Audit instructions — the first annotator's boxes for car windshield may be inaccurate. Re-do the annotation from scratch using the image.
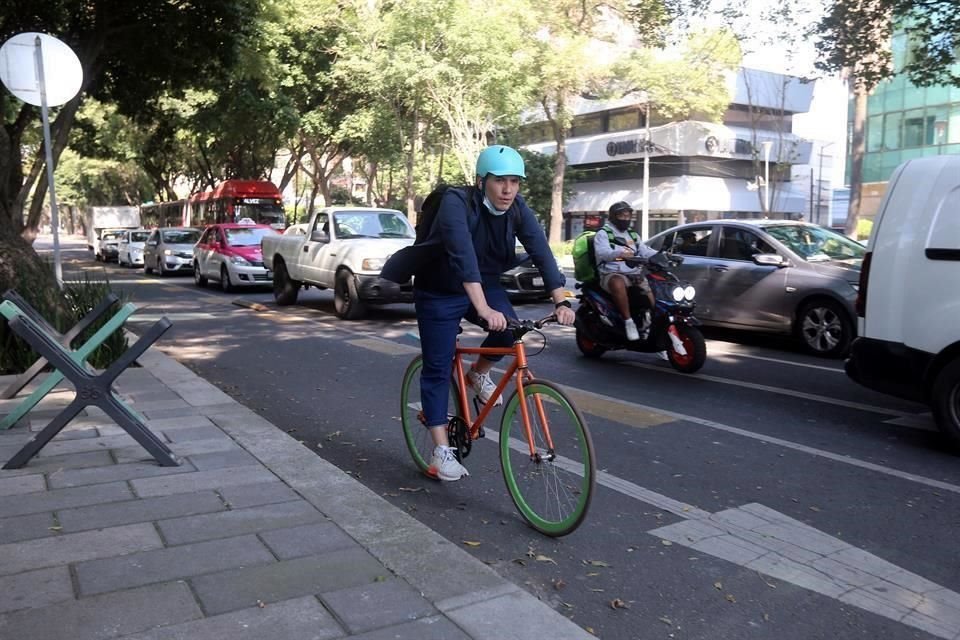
[161,229,200,244]
[333,211,414,239]
[101,232,121,241]
[763,225,865,263]
[225,226,274,246]
[130,231,150,242]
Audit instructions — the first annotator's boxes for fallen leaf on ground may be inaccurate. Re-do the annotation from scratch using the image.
[536,554,557,564]
[659,617,673,626]
[462,540,481,547]
[610,598,630,610]
[553,578,566,590]
[714,581,723,590]
[584,560,610,567]
[398,486,422,492]
[726,594,737,603]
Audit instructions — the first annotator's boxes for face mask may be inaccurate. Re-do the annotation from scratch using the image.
[483,195,507,216]
[611,218,631,232]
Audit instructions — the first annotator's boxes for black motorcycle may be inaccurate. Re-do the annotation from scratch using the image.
[574,252,707,373]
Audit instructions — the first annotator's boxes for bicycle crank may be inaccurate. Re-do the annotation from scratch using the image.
[447,416,472,461]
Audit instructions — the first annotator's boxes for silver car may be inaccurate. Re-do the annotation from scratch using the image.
[647,221,864,357]
[143,227,202,276]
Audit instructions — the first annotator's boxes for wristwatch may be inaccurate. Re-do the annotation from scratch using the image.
[554,300,572,309]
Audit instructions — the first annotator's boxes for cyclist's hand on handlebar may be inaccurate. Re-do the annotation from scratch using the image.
[478,307,508,332]
[555,306,575,326]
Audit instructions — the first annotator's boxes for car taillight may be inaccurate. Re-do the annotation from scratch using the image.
[855,251,871,317]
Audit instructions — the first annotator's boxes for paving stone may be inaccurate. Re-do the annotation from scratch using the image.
[320,578,436,633]
[185,448,256,471]
[0,481,133,518]
[0,581,201,640]
[0,450,114,478]
[218,481,302,509]
[0,566,74,614]
[0,511,57,544]
[0,522,163,575]
[259,521,357,560]
[76,534,275,596]
[0,472,45,496]
[142,406,207,419]
[191,548,387,615]
[117,596,344,640]
[158,500,324,545]
[57,491,227,533]
[143,415,216,432]
[444,589,594,640]
[113,438,238,464]
[127,399,191,413]
[347,615,472,640]
[161,426,233,443]
[131,465,276,497]
[48,460,194,489]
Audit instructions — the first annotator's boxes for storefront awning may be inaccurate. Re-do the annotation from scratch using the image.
[564,175,807,215]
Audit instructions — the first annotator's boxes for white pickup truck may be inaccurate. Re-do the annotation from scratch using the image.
[261,207,416,319]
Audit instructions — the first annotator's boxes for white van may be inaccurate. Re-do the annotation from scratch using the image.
[845,155,960,446]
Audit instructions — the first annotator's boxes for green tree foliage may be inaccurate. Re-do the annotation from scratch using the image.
[814,0,960,234]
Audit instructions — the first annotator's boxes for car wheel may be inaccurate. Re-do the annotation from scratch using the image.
[932,358,960,449]
[796,299,853,358]
[334,269,366,319]
[575,328,606,358]
[220,265,235,293]
[193,261,207,287]
[273,260,300,306]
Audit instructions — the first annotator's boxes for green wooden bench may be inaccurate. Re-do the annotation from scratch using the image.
[0,297,179,469]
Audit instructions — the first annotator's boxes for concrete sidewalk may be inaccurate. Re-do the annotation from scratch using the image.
[0,344,593,639]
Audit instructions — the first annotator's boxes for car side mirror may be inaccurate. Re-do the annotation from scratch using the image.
[753,253,787,267]
[310,229,329,243]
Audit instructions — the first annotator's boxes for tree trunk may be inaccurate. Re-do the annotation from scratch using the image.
[845,84,868,237]
[405,110,421,224]
[549,136,567,245]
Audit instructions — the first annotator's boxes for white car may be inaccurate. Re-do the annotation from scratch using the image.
[118,229,151,267]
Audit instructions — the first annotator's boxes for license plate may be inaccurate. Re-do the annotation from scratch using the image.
[532,277,543,287]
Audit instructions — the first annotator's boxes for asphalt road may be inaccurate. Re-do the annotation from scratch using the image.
[43,237,960,640]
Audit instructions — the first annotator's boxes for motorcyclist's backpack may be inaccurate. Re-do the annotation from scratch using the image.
[572,225,640,283]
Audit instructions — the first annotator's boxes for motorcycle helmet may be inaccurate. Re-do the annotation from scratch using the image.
[608,201,634,231]
[476,145,526,179]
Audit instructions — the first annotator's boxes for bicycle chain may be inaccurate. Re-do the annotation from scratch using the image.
[447,416,471,461]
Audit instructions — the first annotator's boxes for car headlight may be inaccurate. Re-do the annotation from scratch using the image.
[849,281,860,292]
[229,255,250,266]
[163,249,173,255]
[672,286,685,302]
[684,285,696,301]
[362,258,386,270]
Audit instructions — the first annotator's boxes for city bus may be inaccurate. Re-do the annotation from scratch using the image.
[140,200,187,228]
[185,180,286,230]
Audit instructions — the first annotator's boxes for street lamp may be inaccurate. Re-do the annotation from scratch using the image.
[761,140,773,214]
[638,91,651,240]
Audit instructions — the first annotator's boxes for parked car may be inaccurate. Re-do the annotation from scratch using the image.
[646,220,864,357]
[143,227,202,276]
[117,229,151,267]
[262,207,415,318]
[194,223,277,292]
[845,155,960,446]
[94,228,127,262]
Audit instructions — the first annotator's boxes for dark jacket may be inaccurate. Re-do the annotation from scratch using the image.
[382,187,564,294]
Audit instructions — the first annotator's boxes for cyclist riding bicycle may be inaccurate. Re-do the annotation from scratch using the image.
[405,145,575,481]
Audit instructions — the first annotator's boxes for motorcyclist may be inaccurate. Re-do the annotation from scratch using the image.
[593,201,657,341]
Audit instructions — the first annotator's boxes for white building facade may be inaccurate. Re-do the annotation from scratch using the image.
[520,68,818,239]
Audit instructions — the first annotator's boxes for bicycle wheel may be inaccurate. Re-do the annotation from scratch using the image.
[499,379,595,536]
[400,355,466,477]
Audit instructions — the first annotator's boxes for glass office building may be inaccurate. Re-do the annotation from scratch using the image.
[854,31,960,216]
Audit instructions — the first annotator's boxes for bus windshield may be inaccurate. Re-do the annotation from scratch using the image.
[234,203,285,227]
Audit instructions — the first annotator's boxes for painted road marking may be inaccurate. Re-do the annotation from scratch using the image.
[346,338,420,356]
[624,360,919,419]
[705,347,845,373]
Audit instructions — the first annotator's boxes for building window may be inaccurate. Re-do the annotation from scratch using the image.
[949,105,960,144]
[883,112,902,150]
[572,115,604,137]
[867,115,883,152]
[608,110,639,132]
[927,106,950,145]
[903,109,925,147]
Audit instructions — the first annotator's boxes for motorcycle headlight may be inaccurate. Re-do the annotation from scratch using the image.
[362,258,385,271]
[672,286,685,302]
[684,286,696,301]
[229,255,250,266]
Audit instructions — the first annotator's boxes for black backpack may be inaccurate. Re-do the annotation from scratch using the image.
[415,184,475,243]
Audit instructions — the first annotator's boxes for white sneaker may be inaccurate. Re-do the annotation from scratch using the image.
[467,368,502,406]
[624,318,641,341]
[428,446,469,481]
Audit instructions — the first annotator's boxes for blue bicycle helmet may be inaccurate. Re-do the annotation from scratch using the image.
[475,145,526,179]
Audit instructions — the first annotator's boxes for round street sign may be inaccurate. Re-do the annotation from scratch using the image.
[0,32,83,107]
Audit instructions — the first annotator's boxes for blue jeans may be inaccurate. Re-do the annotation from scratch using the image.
[415,287,517,428]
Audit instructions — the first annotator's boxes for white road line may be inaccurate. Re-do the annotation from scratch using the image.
[705,346,845,372]
[624,360,918,418]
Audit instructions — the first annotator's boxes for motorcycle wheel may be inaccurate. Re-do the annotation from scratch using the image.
[667,325,706,374]
[576,328,607,358]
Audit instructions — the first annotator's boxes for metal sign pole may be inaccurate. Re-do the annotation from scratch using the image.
[35,35,63,286]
